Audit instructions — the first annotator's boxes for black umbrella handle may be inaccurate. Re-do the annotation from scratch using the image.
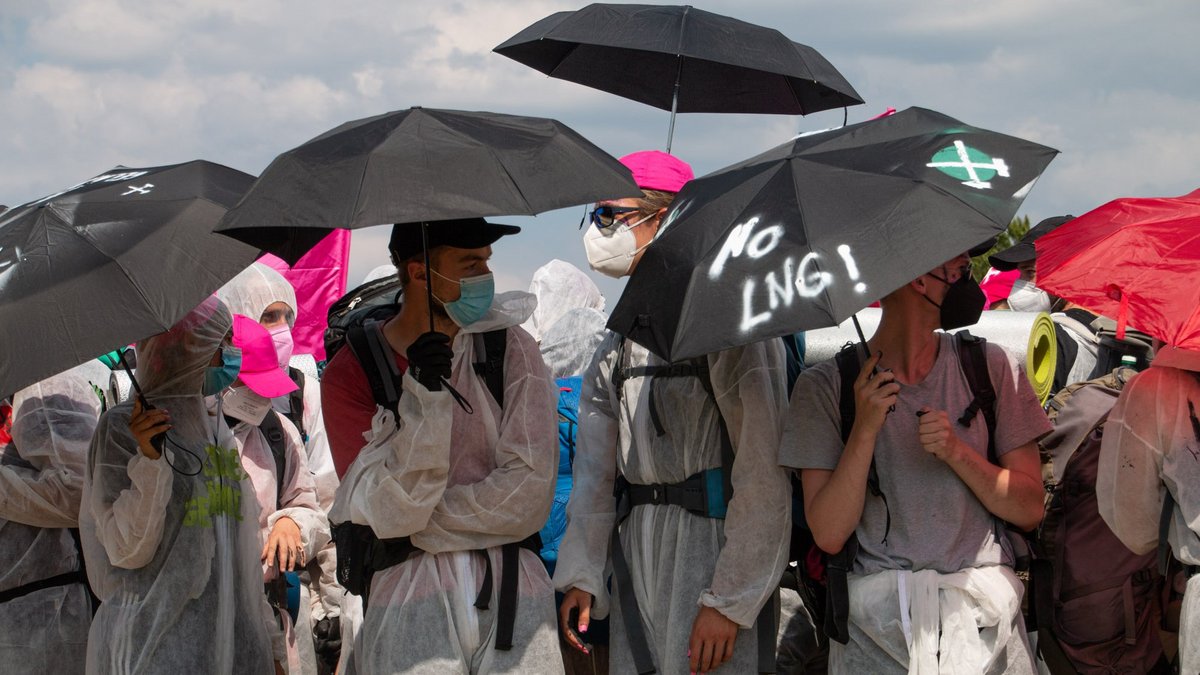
[116,348,166,454]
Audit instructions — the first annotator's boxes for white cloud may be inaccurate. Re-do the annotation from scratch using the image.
[1,0,1198,302]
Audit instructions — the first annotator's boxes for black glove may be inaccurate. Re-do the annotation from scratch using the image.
[406,331,453,391]
[312,616,342,672]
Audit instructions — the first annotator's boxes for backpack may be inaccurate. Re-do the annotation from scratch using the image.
[1029,366,1166,674]
[538,376,580,575]
[822,331,1003,645]
[322,275,404,364]
[280,367,307,444]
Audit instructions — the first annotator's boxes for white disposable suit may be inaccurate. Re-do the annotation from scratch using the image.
[0,360,109,673]
[80,298,274,674]
[553,334,792,673]
[331,292,562,674]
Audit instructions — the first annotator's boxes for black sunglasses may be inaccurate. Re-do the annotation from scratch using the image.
[582,205,642,230]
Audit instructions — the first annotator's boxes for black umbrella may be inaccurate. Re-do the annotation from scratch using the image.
[0,161,260,397]
[494,3,864,152]
[217,106,641,333]
[607,107,1059,362]
[217,106,640,263]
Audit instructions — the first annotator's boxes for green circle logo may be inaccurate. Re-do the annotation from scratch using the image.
[926,140,1010,189]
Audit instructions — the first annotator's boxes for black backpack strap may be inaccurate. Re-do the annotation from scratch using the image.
[286,367,307,442]
[259,411,288,509]
[954,331,998,464]
[472,329,508,409]
[346,321,403,412]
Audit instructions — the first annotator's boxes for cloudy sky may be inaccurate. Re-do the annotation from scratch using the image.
[2,1,1197,306]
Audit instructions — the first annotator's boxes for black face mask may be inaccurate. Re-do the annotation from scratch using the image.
[925,270,986,330]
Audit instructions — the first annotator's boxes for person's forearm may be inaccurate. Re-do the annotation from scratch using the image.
[943,443,1043,531]
[806,425,877,553]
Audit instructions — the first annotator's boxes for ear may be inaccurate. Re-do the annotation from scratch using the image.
[406,258,428,285]
[911,274,930,295]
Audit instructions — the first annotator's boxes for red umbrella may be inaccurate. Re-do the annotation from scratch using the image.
[1036,188,1200,349]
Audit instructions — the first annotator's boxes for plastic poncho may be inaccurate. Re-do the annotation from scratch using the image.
[0,360,108,673]
[521,259,605,343]
[553,334,792,673]
[540,308,607,380]
[80,298,274,674]
[330,291,562,674]
[1098,352,1200,673]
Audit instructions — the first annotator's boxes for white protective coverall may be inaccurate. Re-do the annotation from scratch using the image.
[1097,347,1200,673]
[80,298,274,674]
[218,261,344,674]
[330,292,562,674]
[0,360,109,673]
[229,412,330,672]
[520,259,605,344]
[553,334,791,673]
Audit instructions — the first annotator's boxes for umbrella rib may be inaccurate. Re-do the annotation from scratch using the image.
[485,145,537,214]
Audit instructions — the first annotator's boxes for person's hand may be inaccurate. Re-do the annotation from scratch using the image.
[559,587,593,654]
[130,398,170,460]
[851,351,900,436]
[313,616,342,668]
[262,516,304,571]
[406,331,453,391]
[688,605,739,673]
[917,407,965,463]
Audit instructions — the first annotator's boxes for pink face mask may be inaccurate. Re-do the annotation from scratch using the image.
[269,324,294,371]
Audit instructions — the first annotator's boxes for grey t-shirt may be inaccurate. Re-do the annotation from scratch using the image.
[780,333,1052,575]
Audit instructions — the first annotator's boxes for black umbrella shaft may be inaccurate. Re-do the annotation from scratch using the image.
[422,223,435,334]
[666,57,682,154]
[116,348,152,409]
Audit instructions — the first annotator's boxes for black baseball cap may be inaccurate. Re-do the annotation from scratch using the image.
[388,218,520,260]
[988,215,1075,270]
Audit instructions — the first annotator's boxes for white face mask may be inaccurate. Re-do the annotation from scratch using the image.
[221,386,274,426]
[1007,278,1052,313]
[582,212,654,278]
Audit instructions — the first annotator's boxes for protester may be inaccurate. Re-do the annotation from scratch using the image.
[323,218,560,673]
[79,297,274,674]
[0,360,108,673]
[1097,343,1200,673]
[218,262,345,674]
[555,151,792,675]
[524,259,611,674]
[521,259,606,345]
[217,262,336,506]
[781,252,1048,673]
[227,315,330,674]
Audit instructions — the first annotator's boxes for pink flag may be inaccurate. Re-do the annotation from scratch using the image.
[260,230,351,361]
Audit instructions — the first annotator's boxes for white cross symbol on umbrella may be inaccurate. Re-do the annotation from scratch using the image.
[122,183,155,196]
[926,140,1009,189]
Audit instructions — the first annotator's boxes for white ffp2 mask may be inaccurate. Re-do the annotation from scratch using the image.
[582,213,654,278]
[1007,278,1052,313]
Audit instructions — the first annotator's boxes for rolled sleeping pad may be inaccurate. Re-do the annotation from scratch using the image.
[108,368,133,406]
[801,309,1058,404]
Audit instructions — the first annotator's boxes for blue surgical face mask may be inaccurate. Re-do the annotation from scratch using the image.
[202,347,242,396]
[432,270,495,327]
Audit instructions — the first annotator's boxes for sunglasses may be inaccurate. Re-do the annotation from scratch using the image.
[584,205,642,229]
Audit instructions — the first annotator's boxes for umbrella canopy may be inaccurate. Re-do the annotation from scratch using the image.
[1036,189,1200,349]
[0,160,260,397]
[217,106,641,263]
[494,3,864,151]
[607,107,1058,361]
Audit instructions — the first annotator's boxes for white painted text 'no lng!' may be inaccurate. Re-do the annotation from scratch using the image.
[706,217,868,333]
